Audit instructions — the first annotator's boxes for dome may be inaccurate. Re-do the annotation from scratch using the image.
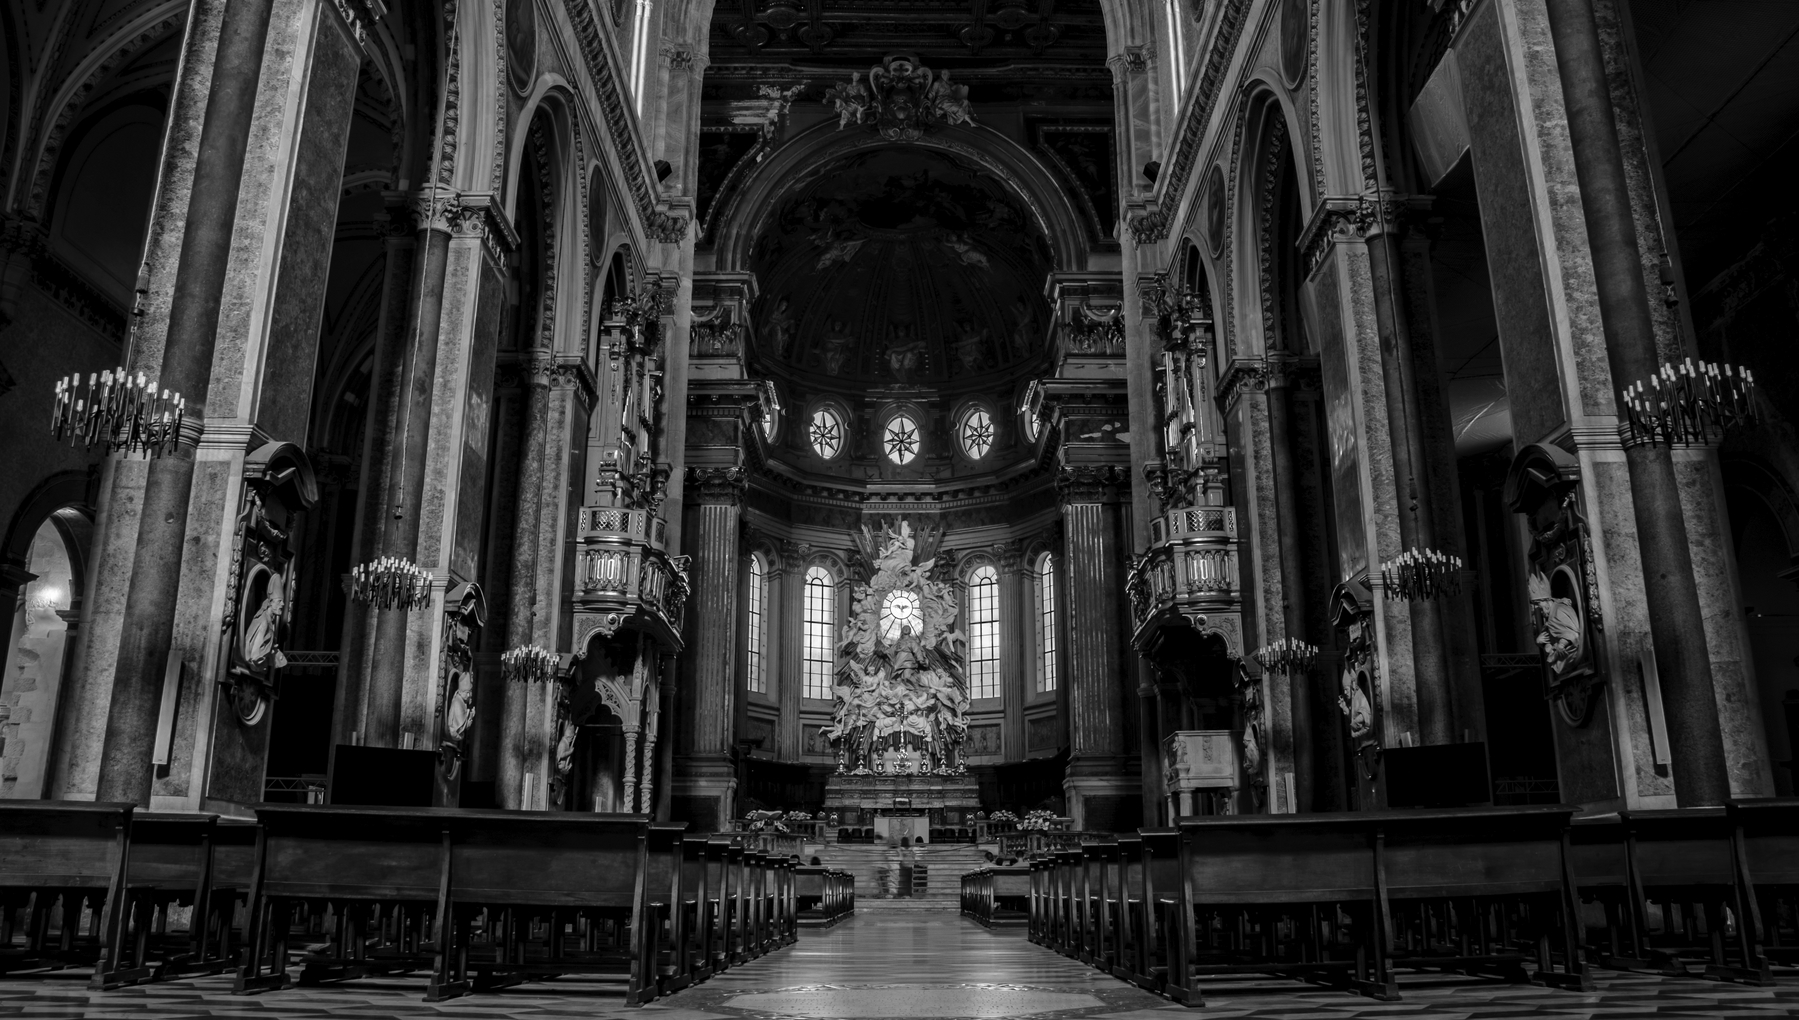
[749,147,1054,392]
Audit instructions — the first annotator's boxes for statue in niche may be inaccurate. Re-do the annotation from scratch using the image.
[1528,570,1584,675]
[1339,667,1374,744]
[951,321,989,373]
[820,320,856,375]
[242,589,288,671]
[885,324,926,381]
[765,296,796,357]
[556,717,578,777]
[444,670,475,742]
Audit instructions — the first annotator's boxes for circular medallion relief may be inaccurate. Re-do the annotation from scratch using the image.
[880,589,923,643]
[1205,164,1227,256]
[1280,0,1309,88]
[506,0,537,95]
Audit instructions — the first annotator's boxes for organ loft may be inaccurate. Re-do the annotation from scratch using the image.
[2,0,1799,1014]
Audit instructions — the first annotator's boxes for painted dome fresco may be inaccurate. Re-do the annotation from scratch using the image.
[749,147,1054,389]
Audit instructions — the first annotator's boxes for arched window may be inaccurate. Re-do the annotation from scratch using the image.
[1035,552,1058,693]
[966,565,1000,699]
[802,566,836,699]
[746,553,768,694]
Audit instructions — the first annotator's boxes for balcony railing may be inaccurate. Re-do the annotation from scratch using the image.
[575,505,689,651]
[1126,505,1240,648]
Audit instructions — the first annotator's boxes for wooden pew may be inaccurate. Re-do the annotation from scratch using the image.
[1082,841,1118,969]
[234,805,680,1003]
[798,865,851,928]
[1570,808,1762,982]
[1137,828,1180,994]
[678,835,716,980]
[1111,834,1144,981]
[643,824,688,995]
[111,812,248,986]
[1727,798,1799,979]
[1160,806,1587,1007]
[0,801,134,986]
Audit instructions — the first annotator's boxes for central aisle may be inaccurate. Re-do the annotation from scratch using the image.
[661,911,1169,1018]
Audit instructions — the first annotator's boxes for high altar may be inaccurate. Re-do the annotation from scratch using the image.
[822,522,980,817]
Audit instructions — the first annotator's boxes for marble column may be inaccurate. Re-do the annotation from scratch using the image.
[333,198,418,750]
[360,197,455,749]
[673,466,743,828]
[1545,0,1728,803]
[95,0,280,805]
[498,359,554,809]
[1264,356,1315,808]
[1363,220,1455,747]
[997,543,1027,760]
[777,540,808,761]
[1057,466,1133,829]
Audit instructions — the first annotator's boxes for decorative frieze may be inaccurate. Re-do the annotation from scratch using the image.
[1055,464,1126,505]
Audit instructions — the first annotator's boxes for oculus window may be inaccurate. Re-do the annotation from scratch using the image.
[882,412,920,464]
[959,406,995,460]
[809,407,844,459]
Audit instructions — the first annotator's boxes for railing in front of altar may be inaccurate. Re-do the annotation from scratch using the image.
[995,830,1113,858]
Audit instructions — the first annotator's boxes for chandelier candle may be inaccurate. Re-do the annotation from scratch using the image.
[501,645,561,684]
[1380,547,1463,603]
[1252,637,1319,673]
[346,557,432,611]
[1621,358,1757,446]
[50,367,185,457]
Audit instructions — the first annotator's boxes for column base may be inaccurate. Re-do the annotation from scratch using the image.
[1064,755,1142,832]
[671,754,736,833]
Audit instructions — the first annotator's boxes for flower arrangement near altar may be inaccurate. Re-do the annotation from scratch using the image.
[744,809,789,833]
[785,810,813,822]
[988,809,1019,824]
[1019,809,1056,831]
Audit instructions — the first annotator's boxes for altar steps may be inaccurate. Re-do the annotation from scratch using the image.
[804,843,994,909]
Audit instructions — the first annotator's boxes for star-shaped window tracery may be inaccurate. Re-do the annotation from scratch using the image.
[883,413,920,465]
[810,408,844,458]
[959,407,994,459]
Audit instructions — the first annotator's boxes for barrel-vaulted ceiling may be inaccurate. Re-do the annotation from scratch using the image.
[750,147,1053,391]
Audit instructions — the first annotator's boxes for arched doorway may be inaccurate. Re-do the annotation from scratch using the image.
[1,508,90,799]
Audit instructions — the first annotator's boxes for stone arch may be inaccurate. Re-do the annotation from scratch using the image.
[708,121,1096,274]
[1312,0,1376,195]
[17,0,184,221]
[510,85,590,356]
[1227,84,1311,359]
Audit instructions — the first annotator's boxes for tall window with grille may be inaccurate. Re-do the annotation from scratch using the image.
[966,565,1000,699]
[746,553,768,694]
[802,566,836,700]
[1035,552,1058,693]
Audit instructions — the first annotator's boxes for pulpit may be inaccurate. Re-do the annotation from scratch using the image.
[1163,730,1239,818]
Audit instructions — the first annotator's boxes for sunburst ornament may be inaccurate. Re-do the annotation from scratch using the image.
[883,413,920,464]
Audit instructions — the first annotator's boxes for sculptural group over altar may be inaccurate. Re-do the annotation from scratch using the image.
[824,521,970,774]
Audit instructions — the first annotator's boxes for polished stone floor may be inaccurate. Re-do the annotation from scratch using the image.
[0,910,1795,1018]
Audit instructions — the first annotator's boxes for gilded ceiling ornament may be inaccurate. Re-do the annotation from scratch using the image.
[826,55,976,142]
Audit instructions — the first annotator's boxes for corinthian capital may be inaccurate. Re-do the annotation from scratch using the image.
[688,465,747,505]
[1055,464,1126,505]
